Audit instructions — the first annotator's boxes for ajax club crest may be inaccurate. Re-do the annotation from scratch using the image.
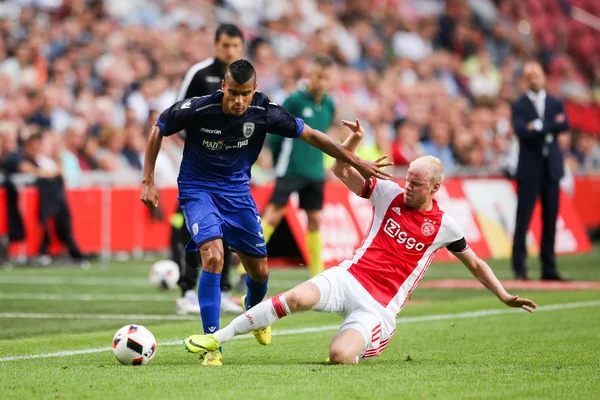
[421,219,436,236]
[243,122,255,138]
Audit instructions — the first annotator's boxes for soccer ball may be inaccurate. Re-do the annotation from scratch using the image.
[149,259,180,290]
[112,324,157,365]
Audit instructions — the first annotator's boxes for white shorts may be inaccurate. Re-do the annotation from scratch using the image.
[308,266,396,359]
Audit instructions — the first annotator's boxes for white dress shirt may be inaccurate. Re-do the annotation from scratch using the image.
[527,89,553,156]
[527,89,546,119]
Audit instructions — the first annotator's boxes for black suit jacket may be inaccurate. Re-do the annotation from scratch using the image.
[511,94,569,181]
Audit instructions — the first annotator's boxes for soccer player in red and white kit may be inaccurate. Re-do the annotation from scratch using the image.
[184,119,537,365]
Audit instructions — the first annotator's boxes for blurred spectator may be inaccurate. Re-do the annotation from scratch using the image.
[558,132,576,198]
[574,133,600,172]
[463,49,502,100]
[0,0,597,193]
[96,127,130,172]
[1,0,600,266]
[0,122,26,253]
[61,118,86,188]
[486,22,512,66]
[392,17,436,62]
[422,120,456,173]
[391,120,424,166]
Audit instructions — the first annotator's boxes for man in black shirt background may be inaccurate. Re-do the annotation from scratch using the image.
[1,127,84,266]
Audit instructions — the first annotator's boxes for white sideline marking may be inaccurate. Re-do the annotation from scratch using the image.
[0,276,152,286]
[0,312,198,321]
[0,276,302,288]
[0,300,599,363]
[0,293,175,302]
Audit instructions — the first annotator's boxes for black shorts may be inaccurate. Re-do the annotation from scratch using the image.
[269,177,325,211]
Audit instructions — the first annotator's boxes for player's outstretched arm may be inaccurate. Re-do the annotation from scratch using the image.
[299,123,392,181]
[453,248,538,312]
[17,159,60,179]
[331,119,385,195]
[140,124,163,210]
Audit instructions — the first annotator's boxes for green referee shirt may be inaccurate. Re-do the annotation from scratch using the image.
[270,88,335,181]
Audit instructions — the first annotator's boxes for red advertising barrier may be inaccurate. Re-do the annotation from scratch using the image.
[277,178,592,266]
[570,176,600,229]
[0,177,595,266]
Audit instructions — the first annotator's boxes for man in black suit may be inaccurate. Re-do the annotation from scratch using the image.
[511,61,569,281]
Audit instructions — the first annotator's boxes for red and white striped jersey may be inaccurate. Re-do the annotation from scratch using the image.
[341,177,468,316]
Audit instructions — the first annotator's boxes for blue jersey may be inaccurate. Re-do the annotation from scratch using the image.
[157,91,305,196]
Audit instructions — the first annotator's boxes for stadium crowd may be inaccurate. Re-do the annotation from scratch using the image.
[1,0,600,191]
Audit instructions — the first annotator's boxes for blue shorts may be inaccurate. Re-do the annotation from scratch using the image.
[178,191,267,258]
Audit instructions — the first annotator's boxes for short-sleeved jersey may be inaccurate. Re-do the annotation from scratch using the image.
[339,178,469,316]
[157,91,305,196]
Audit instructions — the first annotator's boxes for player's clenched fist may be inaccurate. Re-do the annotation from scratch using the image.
[140,183,159,210]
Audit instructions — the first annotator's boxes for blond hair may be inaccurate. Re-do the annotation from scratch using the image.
[409,156,444,185]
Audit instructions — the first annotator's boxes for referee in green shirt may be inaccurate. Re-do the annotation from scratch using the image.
[262,56,335,278]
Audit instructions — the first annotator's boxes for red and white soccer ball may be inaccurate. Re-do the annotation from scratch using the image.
[112,324,157,365]
[149,259,180,290]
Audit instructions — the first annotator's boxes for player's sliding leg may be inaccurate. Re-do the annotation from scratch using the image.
[327,329,365,365]
[237,252,271,345]
[185,281,321,352]
[306,210,324,277]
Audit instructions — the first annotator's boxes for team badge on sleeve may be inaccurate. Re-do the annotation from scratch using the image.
[243,122,255,138]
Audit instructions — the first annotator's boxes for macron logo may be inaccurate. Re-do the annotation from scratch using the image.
[208,326,216,333]
[181,100,192,109]
[392,207,401,215]
[200,127,221,135]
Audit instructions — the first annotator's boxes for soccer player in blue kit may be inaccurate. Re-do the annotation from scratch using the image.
[140,60,391,366]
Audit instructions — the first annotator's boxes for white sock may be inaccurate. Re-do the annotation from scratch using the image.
[214,295,290,344]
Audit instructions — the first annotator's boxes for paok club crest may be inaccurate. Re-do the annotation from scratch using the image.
[242,122,255,138]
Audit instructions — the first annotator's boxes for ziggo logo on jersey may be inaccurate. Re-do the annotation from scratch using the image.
[383,218,425,251]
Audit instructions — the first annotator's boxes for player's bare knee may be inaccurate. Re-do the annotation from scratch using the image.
[282,290,301,311]
[200,245,224,273]
[328,346,355,365]
[283,287,314,312]
[203,253,224,273]
[245,258,268,283]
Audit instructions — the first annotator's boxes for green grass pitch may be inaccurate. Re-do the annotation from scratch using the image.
[1,245,599,399]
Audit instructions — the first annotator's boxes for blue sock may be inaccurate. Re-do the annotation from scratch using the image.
[198,271,221,335]
[245,274,269,309]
